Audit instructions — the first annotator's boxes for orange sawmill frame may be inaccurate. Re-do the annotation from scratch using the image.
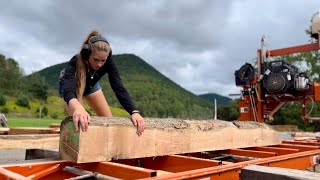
[0,139,319,180]
[238,41,320,123]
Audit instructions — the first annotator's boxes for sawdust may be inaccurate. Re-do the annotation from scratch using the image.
[62,117,270,132]
[90,117,189,130]
[232,121,269,129]
[185,119,235,131]
[91,117,269,131]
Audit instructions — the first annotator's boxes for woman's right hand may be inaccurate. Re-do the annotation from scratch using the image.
[72,106,91,132]
[68,98,91,132]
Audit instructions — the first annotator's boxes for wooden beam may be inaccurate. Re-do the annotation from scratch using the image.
[0,134,59,150]
[241,165,320,180]
[9,127,59,135]
[59,117,280,163]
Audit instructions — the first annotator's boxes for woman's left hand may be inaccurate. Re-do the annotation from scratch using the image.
[131,113,145,136]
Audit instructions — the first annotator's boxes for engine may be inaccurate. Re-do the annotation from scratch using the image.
[262,60,310,94]
[235,60,311,94]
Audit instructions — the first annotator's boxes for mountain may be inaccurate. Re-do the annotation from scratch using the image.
[198,93,232,106]
[32,54,215,119]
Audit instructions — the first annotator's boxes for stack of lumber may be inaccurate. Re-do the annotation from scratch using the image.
[59,116,280,163]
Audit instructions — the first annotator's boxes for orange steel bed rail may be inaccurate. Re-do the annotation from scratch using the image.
[0,140,319,180]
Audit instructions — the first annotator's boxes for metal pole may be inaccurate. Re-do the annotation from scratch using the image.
[214,99,217,120]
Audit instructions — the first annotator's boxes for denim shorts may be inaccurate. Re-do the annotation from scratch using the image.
[59,79,101,98]
[83,82,101,96]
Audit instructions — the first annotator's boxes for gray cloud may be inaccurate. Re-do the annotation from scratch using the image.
[0,0,319,97]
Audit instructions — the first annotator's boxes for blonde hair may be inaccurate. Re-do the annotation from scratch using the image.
[76,30,111,102]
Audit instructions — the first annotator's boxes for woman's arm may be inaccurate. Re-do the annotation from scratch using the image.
[63,55,91,132]
[68,98,91,132]
[106,58,137,113]
[106,58,145,135]
[63,56,78,104]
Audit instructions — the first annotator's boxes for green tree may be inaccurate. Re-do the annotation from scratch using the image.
[1,107,9,113]
[27,74,49,101]
[217,100,239,121]
[16,96,30,108]
[0,94,6,106]
[0,54,24,95]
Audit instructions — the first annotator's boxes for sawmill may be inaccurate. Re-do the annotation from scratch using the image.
[1,12,320,180]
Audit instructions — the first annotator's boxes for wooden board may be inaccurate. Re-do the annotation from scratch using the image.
[9,127,59,135]
[59,117,280,163]
[0,134,59,150]
[0,128,9,135]
[49,123,61,129]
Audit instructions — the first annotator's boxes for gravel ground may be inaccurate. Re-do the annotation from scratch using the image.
[0,149,59,165]
[0,150,26,164]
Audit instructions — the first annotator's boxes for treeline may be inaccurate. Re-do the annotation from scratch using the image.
[0,54,49,101]
[273,102,320,131]
[0,54,49,113]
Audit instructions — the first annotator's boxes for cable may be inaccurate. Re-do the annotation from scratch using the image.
[305,95,315,117]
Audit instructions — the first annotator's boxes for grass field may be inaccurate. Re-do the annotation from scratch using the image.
[7,118,62,128]
[1,96,130,121]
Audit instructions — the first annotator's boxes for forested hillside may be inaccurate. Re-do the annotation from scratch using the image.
[32,54,217,119]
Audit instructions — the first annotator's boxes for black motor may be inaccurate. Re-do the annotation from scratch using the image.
[235,63,255,86]
[262,60,310,94]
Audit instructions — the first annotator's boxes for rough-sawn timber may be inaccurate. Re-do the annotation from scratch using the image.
[0,134,59,150]
[59,117,280,163]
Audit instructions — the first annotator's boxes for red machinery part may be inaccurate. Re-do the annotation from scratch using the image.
[0,139,319,180]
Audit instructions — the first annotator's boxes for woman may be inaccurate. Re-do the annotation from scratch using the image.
[59,30,145,136]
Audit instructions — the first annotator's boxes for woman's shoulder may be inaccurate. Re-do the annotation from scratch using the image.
[68,54,79,65]
[103,56,116,71]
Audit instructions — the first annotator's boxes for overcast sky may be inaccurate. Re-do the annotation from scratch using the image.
[0,0,319,97]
